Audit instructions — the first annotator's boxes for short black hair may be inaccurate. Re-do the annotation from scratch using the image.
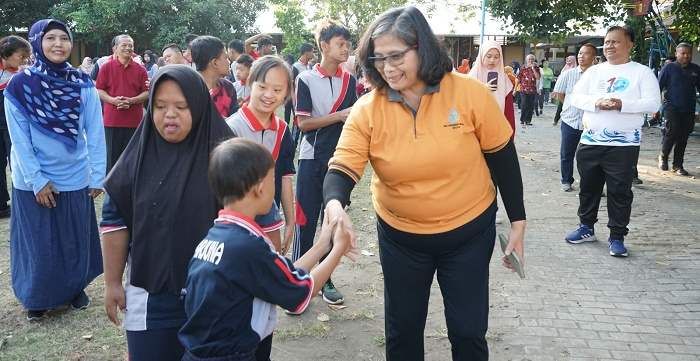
[0,35,31,60]
[228,39,244,54]
[248,55,293,101]
[190,35,225,71]
[606,26,635,43]
[580,43,597,54]
[209,138,274,204]
[112,34,132,48]
[357,6,453,91]
[676,42,692,51]
[315,20,351,49]
[162,43,182,54]
[299,42,314,55]
[257,35,274,47]
[236,54,254,68]
[185,33,199,46]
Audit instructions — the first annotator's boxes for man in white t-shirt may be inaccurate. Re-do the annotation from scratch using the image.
[564,26,661,257]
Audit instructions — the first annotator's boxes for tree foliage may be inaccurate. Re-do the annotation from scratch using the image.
[671,0,700,44]
[306,0,408,36]
[488,0,626,40]
[0,0,55,33]
[271,0,312,57]
[51,0,264,51]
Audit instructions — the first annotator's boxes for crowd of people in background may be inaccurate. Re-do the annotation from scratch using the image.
[0,6,698,361]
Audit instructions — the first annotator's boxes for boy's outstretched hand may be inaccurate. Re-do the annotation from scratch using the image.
[333,222,359,261]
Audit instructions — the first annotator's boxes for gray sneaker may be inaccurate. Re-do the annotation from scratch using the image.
[561,183,573,192]
[322,280,344,305]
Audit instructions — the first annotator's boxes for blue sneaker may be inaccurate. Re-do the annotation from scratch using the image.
[565,224,597,244]
[608,238,628,257]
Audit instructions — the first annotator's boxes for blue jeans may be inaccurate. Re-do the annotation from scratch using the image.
[560,122,583,185]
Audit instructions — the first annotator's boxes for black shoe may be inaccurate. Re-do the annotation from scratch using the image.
[0,206,9,219]
[27,309,47,321]
[673,167,689,176]
[632,177,643,185]
[71,290,90,310]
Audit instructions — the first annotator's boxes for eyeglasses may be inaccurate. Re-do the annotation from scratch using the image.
[369,46,416,69]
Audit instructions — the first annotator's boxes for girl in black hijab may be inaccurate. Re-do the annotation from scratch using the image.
[100,65,233,361]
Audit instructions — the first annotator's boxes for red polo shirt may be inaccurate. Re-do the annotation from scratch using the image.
[96,57,148,128]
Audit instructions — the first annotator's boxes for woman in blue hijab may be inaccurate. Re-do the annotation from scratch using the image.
[4,19,106,321]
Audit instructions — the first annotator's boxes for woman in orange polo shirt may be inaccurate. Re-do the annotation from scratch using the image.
[323,6,526,361]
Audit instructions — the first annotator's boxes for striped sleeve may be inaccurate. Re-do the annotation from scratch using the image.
[100,194,128,235]
[244,240,314,314]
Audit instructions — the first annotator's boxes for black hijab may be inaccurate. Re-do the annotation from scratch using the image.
[104,65,233,294]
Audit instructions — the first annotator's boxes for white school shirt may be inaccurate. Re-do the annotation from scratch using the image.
[569,61,660,146]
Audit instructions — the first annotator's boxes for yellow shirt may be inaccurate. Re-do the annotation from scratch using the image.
[329,72,512,234]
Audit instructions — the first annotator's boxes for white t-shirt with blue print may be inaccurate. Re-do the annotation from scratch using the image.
[570,61,661,146]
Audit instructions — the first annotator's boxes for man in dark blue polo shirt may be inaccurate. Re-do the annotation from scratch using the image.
[292,20,357,306]
[658,43,700,176]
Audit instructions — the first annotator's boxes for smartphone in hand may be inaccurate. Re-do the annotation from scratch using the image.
[487,71,498,89]
[499,233,525,279]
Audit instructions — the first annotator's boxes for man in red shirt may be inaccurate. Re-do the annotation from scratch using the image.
[96,34,149,170]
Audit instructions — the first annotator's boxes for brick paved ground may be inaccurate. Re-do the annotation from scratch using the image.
[486,105,700,361]
[1,104,697,360]
[272,104,700,361]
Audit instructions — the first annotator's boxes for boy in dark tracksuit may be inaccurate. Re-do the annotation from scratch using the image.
[292,20,357,305]
[179,138,350,361]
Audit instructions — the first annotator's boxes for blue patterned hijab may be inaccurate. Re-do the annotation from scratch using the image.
[4,19,93,152]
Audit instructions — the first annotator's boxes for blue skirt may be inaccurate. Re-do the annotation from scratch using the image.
[10,187,103,310]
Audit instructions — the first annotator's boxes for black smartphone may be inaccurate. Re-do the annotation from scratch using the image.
[487,71,498,89]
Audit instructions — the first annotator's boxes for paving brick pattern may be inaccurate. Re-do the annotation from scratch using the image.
[489,105,700,361]
[272,105,700,361]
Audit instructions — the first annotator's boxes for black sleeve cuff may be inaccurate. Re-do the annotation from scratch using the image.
[484,140,526,222]
[323,169,356,207]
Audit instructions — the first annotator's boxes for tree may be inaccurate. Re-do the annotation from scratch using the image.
[51,0,264,51]
[271,0,313,57]
[0,0,55,33]
[671,0,700,43]
[488,0,626,40]
[305,0,408,36]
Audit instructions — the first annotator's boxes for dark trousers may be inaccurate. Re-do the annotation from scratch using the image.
[105,126,137,172]
[292,159,328,262]
[576,144,639,239]
[127,328,184,361]
[515,92,521,109]
[560,122,583,185]
[377,204,496,361]
[179,335,272,361]
[553,102,563,124]
[520,93,536,125]
[661,110,695,169]
[0,128,11,207]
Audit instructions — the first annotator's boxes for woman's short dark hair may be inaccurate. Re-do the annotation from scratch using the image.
[356,6,453,91]
[248,55,293,101]
[190,35,225,71]
[209,138,274,205]
[606,26,635,43]
[237,54,254,68]
[0,35,31,60]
